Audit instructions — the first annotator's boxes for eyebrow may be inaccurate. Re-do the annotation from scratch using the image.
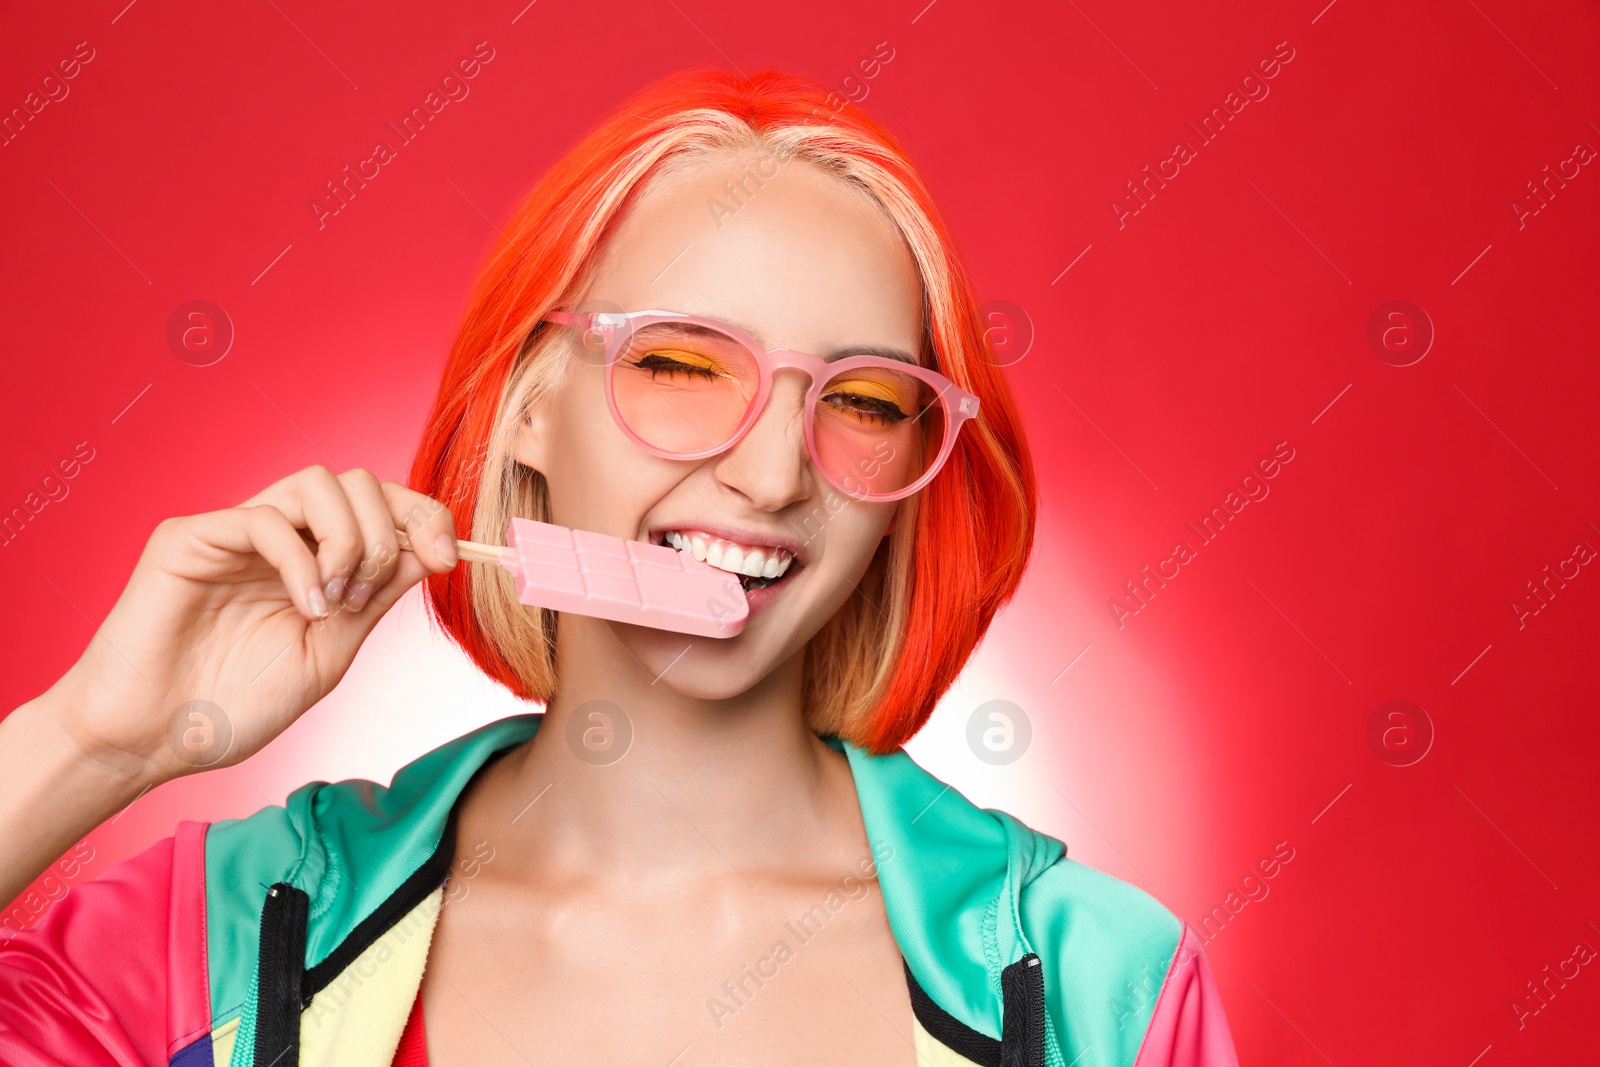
[657,308,918,365]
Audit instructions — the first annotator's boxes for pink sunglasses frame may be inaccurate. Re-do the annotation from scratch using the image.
[543,309,981,502]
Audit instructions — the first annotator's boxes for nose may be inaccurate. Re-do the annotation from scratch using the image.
[712,369,814,511]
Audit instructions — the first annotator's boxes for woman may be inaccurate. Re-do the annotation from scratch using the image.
[0,70,1237,1066]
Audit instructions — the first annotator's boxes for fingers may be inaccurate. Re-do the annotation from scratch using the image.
[185,506,329,621]
[355,543,433,622]
[383,481,459,572]
[245,465,363,599]
[335,469,400,612]
[332,480,459,623]
[243,465,458,616]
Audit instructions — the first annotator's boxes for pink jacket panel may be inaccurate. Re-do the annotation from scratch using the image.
[1133,925,1240,1067]
[0,821,210,1067]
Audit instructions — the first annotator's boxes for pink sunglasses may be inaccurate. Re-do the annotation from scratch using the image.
[544,309,980,502]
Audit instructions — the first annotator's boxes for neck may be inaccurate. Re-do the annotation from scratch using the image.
[471,615,868,887]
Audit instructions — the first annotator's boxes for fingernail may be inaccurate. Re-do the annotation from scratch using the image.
[434,533,459,568]
[346,580,373,612]
[324,576,347,605]
[307,586,330,619]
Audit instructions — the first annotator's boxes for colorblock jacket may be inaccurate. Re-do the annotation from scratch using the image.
[0,715,1239,1066]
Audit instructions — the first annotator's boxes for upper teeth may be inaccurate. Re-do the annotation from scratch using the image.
[664,530,795,580]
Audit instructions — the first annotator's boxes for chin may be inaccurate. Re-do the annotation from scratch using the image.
[647,657,773,703]
[614,618,797,702]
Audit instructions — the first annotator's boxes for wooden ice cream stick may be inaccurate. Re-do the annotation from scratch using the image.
[394,529,506,565]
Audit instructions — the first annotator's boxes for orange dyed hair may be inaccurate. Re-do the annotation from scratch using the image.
[409,68,1035,754]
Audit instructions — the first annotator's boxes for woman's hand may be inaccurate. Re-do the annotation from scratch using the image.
[60,465,460,781]
[0,466,459,904]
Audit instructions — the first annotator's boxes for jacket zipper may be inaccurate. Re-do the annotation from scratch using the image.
[253,882,310,1067]
[243,752,506,1065]
[999,952,1045,1067]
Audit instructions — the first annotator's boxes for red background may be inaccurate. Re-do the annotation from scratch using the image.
[4,0,1599,1061]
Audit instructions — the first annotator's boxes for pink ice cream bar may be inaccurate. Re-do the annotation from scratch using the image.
[435,518,750,638]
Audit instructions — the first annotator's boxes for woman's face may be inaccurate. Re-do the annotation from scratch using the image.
[513,153,924,700]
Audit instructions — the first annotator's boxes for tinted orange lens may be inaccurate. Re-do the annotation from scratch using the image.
[609,322,758,454]
[812,364,946,497]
